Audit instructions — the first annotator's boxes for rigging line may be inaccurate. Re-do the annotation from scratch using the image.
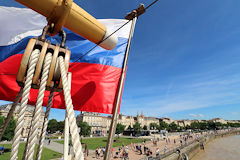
[69,0,160,68]
[145,0,159,10]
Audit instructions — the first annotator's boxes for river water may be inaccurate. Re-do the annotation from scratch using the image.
[193,135,240,160]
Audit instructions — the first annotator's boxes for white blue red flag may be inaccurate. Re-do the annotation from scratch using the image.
[0,6,131,114]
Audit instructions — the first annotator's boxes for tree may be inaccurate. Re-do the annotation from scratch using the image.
[215,122,223,129]
[199,122,208,130]
[207,121,216,130]
[116,123,125,137]
[159,121,169,130]
[143,125,148,130]
[185,124,191,130]
[0,116,16,141]
[169,122,178,132]
[47,119,58,133]
[77,121,91,137]
[57,121,64,133]
[133,122,141,134]
[190,122,200,130]
[150,123,159,130]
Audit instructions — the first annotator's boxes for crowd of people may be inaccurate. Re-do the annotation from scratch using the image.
[86,129,234,160]
[95,146,106,159]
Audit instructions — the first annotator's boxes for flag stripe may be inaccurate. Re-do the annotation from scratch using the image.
[0,54,121,114]
[0,35,128,68]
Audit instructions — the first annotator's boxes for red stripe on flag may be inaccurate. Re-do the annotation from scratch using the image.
[0,54,123,114]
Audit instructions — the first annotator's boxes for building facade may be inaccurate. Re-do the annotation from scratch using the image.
[0,104,45,138]
[76,112,159,135]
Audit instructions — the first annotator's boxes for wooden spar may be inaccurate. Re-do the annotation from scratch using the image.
[14,0,117,50]
[104,16,137,160]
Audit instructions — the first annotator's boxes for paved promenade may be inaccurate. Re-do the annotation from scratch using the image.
[84,130,234,160]
[43,141,64,154]
[1,129,233,160]
[85,133,202,160]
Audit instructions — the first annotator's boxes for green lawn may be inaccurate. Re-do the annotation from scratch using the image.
[56,137,149,150]
[0,143,62,160]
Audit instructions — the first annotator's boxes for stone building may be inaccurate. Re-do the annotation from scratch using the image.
[209,118,227,124]
[0,104,45,138]
[76,112,111,135]
[135,112,159,129]
[76,111,159,135]
[159,117,175,124]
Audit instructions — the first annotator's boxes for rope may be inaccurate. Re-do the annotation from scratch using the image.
[59,56,84,160]
[145,0,159,10]
[22,120,33,160]
[36,90,54,160]
[0,87,23,140]
[10,49,40,160]
[25,52,53,160]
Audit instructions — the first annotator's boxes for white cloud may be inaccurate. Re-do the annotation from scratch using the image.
[121,47,240,118]
[189,113,204,118]
[232,112,238,115]
[189,114,198,117]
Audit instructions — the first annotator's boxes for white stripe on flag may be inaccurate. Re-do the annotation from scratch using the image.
[0,6,131,46]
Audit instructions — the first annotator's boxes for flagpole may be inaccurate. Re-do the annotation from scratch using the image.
[104,16,137,160]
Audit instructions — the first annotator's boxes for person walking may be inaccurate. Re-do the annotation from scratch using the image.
[95,148,99,159]
[164,146,167,153]
[85,144,89,157]
[144,145,147,154]
[111,147,114,157]
[139,145,142,155]
[98,147,101,157]
[156,148,160,157]
[102,147,106,156]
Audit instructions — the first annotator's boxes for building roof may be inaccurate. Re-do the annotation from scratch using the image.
[0,104,44,114]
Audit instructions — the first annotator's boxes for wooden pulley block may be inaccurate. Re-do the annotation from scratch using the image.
[16,37,71,92]
[46,43,71,92]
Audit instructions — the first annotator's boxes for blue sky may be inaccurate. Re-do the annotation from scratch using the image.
[1,0,240,121]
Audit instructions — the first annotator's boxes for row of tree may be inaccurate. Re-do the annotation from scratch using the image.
[0,116,16,141]
[47,119,92,137]
[117,121,240,135]
[186,121,240,130]
[1,115,240,140]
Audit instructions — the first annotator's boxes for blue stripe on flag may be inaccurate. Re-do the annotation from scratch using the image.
[0,28,128,68]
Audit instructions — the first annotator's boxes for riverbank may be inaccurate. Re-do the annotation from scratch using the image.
[159,129,240,160]
[192,135,240,160]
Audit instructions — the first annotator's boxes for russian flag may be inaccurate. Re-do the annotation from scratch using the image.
[0,6,131,114]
